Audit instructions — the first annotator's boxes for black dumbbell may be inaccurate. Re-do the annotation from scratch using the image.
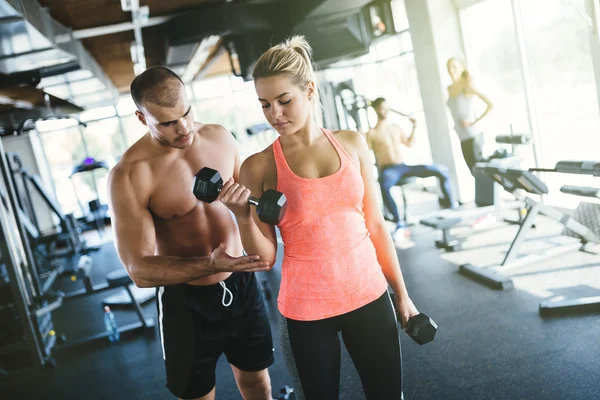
[390,293,438,345]
[278,385,295,399]
[406,313,438,345]
[193,167,287,225]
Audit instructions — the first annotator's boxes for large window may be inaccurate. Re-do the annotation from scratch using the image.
[460,0,531,161]
[324,30,432,166]
[461,0,600,207]
[79,118,127,206]
[121,114,147,147]
[191,76,268,158]
[39,126,86,216]
[520,0,600,205]
[38,112,129,217]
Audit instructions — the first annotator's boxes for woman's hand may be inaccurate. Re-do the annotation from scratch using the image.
[218,177,252,220]
[395,293,419,329]
[460,119,473,128]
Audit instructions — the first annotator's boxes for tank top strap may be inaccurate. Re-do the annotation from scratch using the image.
[322,128,356,168]
[272,137,289,175]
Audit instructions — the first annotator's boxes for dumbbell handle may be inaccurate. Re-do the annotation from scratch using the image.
[216,187,260,207]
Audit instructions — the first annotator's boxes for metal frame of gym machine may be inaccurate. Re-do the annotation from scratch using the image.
[420,133,533,252]
[7,152,95,259]
[534,164,600,316]
[459,161,600,291]
[7,149,152,300]
[0,136,61,374]
[7,151,156,345]
[0,134,156,375]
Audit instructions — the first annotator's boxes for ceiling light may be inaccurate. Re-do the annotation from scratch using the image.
[136,6,150,23]
[120,0,132,12]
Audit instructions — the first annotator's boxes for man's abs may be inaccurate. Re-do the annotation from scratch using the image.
[373,143,405,168]
[153,200,244,286]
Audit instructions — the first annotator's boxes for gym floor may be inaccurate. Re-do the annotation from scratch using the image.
[1,193,600,399]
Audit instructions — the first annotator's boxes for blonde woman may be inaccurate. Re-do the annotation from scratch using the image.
[447,57,494,173]
[219,36,415,399]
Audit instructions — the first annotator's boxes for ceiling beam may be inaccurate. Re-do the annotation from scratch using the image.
[55,15,172,43]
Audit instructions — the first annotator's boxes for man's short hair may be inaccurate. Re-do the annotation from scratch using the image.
[371,97,386,109]
[130,67,184,110]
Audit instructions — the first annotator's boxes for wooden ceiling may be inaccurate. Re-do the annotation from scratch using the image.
[38,0,218,30]
[0,86,83,113]
[38,0,222,92]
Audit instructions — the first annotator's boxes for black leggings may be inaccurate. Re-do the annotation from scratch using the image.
[280,292,403,400]
[460,134,485,174]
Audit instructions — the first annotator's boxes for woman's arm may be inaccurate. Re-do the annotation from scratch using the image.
[218,152,278,266]
[342,131,419,326]
[468,85,494,126]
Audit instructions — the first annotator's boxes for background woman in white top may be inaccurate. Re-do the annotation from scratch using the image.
[446,58,494,173]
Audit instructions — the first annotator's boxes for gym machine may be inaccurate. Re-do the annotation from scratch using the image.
[533,162,600,316]
[7,152,96,259]
[6,150,154,306]
[420,133,532,252]
[474,130,533,207]
[0,147,154,375]
[0,136,61,374]
[69,157,110,235]
[459,161,600,290]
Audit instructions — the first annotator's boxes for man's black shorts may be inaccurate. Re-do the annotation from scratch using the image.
[157,272,274,399]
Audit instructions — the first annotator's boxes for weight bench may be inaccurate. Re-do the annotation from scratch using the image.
[459,164,600,291]
[62,256,155,307]
[396,176,416,225]
[103,269,154,331]
[539,182,600,316]
[381,176,416,226]
[420,215,463,251]
[420,201,523,252]
[59,267,155,348]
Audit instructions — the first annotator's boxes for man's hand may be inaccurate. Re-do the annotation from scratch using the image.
[395,293,419,329]
[460,119,473,128]
[209,243,270,273]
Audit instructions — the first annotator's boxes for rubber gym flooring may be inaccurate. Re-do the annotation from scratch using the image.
[1,216,600,400]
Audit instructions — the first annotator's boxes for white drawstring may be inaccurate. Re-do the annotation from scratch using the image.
[219,281,233,307]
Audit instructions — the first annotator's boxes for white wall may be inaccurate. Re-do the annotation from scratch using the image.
[2,134,58,233]
[587,0,600,115]
[405,0,475,201]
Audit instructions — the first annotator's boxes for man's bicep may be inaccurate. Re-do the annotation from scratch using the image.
[109,178,156,266]
[113,207,156,265]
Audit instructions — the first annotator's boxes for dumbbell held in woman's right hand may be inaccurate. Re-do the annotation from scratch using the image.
[390,292,438,345]
[193,167,287,225]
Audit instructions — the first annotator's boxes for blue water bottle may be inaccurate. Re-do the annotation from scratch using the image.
[104,306,120,342]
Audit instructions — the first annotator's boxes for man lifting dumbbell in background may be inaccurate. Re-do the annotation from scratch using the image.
[107,66,275,400]
[367,97,459,236]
